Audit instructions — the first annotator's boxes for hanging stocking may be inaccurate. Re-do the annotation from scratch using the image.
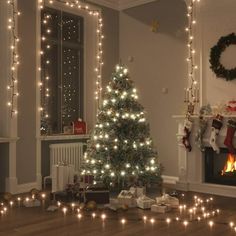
[195,105,212,152]
[224,119,236,154]
[195,117,208,152]
[182,118,193,152]
[209,114,223,154]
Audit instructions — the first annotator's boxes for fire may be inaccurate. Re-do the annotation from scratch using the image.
[221,154,236,175]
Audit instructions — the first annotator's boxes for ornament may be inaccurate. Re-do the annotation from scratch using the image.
[120,204,129,211]
[3,192,12,202]
[86,201,97,211]
[29,188,40,197]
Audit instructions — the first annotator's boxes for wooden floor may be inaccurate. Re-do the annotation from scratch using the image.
[0,191,236,236]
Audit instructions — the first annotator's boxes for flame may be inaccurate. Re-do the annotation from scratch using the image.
[221,154,236,175]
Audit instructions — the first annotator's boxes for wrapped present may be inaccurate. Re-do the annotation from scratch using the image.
[72,118,87,135]
[105,198,121,211]
[227,100,236,112]
[151,204,171,213]
[117,190,137,207]
[136,195,155,209]
[156,194,179,208]
[85,184,109,204]
[52,164,75,193]
[63,125,73,134]
[130,186,146,198]
[23,199,41,208]
[51,191,78,202]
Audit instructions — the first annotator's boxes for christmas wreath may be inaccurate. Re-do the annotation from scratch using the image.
[209,33,236,81]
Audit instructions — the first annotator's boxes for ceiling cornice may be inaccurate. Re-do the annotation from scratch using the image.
[88,0,156,10]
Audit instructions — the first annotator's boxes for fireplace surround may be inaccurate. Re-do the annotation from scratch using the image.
[205,147,236,186]
[172,116,236,198]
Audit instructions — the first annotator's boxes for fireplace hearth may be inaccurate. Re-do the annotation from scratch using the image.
[205,147,236,186]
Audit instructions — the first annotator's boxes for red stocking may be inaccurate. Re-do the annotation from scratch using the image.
[182,119,193,152]
[224,119,236,154]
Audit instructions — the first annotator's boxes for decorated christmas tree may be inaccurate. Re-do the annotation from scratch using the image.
[82,65,162,187]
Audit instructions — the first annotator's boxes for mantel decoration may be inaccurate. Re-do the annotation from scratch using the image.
[209,33,236,81]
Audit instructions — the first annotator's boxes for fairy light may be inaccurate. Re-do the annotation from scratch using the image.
[7,0,20,117]
[184,0,200,111]
[38,0,104,131]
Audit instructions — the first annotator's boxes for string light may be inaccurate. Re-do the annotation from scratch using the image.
[7,0,20,117]
[38,0,104,130]
[184,0,200,111]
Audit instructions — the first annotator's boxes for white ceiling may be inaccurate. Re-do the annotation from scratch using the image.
[88,0,156,10]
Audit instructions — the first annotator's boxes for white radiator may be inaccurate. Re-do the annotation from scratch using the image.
[49,142,85,173]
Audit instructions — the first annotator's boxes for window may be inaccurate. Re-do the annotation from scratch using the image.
[41,7,84,134]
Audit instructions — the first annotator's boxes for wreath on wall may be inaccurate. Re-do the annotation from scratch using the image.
[209,33,236,81]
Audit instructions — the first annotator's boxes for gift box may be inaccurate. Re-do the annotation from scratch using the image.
[23,199,41,208]
[227,100,236,112]
[85,184,109,204]
[156,194,179,208]
[151,204,171,213]
[52,164,75,193]
[130,186,146,198]
[136,195,155,209]
[117,190,137,207]
[51,191,79,203]
[72,118,87,135]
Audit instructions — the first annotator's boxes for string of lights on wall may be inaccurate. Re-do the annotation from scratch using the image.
[1,194,236,233]
[6,0,20,117]
[38,0,104,123]
[184,0,200,109]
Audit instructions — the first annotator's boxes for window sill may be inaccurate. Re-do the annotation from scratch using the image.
[0,137,19,143]
[38,134,90,141]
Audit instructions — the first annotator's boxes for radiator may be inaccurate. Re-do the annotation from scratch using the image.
[49,143,85,173]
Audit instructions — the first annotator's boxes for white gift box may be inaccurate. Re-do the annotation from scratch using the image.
[52,164,75,192]
[136,195,155,209]
[156,194,179,208]
[118,190,137,207]
[151,204,171,213]
[130,187,146,198]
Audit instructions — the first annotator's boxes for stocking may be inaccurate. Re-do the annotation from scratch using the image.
[182,118,193,152]
[224,119,236,154]
[195,117,208,152]
[209,115,223,154]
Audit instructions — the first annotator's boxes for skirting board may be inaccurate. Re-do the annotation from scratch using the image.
[176,181,236,198]
[162,175,179,185]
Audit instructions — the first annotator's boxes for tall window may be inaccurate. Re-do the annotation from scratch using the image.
[41,7,84,134]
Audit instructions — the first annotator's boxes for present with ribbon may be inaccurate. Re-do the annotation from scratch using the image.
[151,204,171,213]
[156,194,179,208]
[52,164,75,193]
[117,190,137,207]
[72,118,87,135]
[136,195,155,209]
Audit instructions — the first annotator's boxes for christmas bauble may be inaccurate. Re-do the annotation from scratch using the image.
[121,204,129,211]
[3,192,12,201]
[79,202,86,210]
[30,188,40,196]
[86,201,97,211]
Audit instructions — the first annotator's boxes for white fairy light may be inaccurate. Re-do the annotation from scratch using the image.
[184,0,200,107]
[7,0,20,117]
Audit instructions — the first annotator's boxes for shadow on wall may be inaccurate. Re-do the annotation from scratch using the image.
[123,0,187,41]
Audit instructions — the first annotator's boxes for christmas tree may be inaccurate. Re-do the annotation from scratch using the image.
[82,65,162,187]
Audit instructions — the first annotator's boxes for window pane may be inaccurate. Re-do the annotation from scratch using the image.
[41,7,84,135]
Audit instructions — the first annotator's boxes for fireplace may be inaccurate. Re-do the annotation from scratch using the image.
[205,147,236,186]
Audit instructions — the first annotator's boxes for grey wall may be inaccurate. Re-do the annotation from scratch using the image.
[120,0,187,177]
[17,0,37,184]
[14,0,119,185]
[86,1,120,85]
